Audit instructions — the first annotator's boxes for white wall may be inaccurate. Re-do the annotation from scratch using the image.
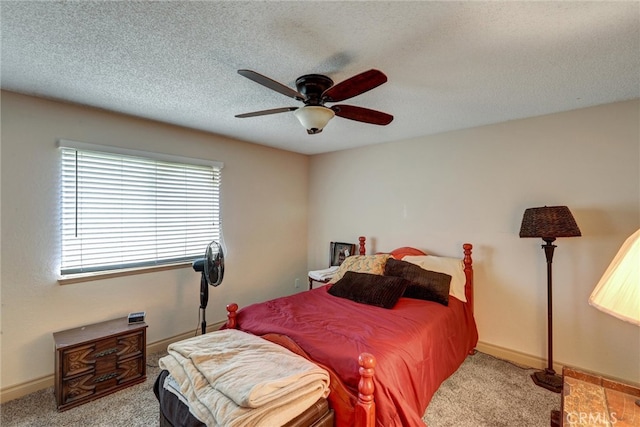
[2,92,638,395]
[308,100,640,383]
[0,91,309,390]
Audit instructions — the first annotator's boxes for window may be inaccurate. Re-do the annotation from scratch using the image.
[59,140,223,276]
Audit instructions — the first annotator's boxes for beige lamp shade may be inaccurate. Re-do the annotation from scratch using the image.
[294,106,335,134]
[589,229,640,325]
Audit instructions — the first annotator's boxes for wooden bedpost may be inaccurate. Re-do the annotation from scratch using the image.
[358,236,366,255]
[226,303,238,329]
[463,244,473,315]
[355,352,376,427]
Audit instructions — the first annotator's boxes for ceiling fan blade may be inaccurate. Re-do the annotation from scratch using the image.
[321,69,388,103]
[238,70,306,101]
[331,105,394,125]
[235,107,298,118]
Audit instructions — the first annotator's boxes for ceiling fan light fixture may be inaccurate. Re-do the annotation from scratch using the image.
[294,106,335,134]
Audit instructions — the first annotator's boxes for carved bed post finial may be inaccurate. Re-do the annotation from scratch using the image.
[462,243,473,315]
[358,236,366,256]
[355,352,376,427]
[226,303,238,329]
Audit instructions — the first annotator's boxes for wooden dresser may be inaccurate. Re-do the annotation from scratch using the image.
[53,317,147,411]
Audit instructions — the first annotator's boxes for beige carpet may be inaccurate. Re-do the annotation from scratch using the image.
[1,351,559,426]
[423,352,560,426]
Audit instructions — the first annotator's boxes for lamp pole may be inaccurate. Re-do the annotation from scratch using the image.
[542,237,556,376]
[531,236,563,392]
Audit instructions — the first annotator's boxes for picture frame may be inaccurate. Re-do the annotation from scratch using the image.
[330,241,357,266]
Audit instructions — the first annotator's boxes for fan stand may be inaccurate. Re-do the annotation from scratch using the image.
[199,271,209,335]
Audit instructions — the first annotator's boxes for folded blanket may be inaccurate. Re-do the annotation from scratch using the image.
[309,266,339,281]
[159,329,330,427]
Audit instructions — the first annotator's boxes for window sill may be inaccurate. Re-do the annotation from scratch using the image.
[58,261,193,285]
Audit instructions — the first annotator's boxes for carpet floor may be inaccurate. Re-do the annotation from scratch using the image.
[1,351,560,426]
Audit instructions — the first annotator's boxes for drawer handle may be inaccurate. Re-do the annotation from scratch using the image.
[94,348,118,358]
[93,372,118,383]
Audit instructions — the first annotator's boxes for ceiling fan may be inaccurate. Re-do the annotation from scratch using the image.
[235,69,394,134]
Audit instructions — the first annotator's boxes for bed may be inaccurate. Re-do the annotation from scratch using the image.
[154,237,478,427]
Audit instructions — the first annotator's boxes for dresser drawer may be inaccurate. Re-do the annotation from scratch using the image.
[60,343,97,378]
[60,331,144,376]
[117,355,145,384]
[59,352,145,405]
[116,330,144,359]
[59,372,95,406]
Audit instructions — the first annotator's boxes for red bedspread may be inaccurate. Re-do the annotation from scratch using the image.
[235,285,478,427]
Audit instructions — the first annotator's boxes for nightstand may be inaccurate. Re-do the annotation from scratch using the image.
[308,266,339,290]
[308,277,330,290]
[555,366,639,426]
[53,317,147,411]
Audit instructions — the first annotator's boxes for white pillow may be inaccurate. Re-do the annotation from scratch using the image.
[402,255,467,303]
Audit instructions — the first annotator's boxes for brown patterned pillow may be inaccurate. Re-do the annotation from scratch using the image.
[328,254,392,284]
[328,271,408,309]
[384,258,451,306]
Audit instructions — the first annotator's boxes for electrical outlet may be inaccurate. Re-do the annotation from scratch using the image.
[294,278,300,288]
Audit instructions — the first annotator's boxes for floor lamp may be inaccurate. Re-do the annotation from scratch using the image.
[588,228,640,406]
[519,205,581,393]
[589,229,640,326]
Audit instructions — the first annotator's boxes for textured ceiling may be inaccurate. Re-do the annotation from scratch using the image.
[1,1,639,155]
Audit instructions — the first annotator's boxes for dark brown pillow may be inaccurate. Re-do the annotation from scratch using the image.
[384,258,451,306]
[328,271,408,309]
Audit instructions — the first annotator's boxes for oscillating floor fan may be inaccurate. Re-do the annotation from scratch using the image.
[192,241,224,334]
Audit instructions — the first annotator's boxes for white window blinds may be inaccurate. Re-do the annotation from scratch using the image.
[60,141,222,275]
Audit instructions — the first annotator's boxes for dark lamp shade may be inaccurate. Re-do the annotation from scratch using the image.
[519,206,581,239]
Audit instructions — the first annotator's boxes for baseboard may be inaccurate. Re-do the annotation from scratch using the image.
[475,340,564,373]
[0,375,54,405]
[476,340,640,389]
[0,320,225,404]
